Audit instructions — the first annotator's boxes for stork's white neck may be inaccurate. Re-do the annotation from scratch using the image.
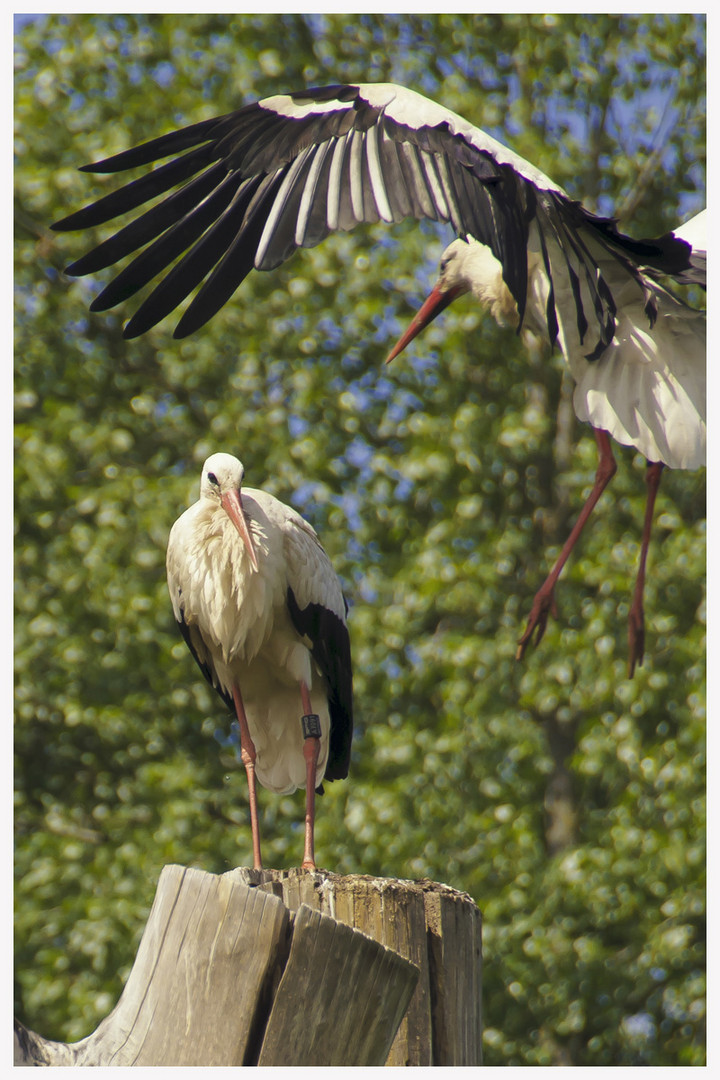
[442,238,520,328]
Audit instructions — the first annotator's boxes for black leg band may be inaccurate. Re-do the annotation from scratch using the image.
[302,713,322,739]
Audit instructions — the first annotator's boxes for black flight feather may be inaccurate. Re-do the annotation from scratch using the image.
[286,586,353,783]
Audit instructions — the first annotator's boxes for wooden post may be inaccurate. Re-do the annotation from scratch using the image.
[14,864,482,1067]
[236,868,483,1065]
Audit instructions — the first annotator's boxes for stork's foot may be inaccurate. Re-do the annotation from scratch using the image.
[516,587,559,661]
[627,601,645,679]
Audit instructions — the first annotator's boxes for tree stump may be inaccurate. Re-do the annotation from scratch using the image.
[14,864,482,1067]
[237,868,483,1065]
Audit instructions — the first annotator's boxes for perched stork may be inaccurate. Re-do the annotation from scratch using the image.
[166,452,353,870]
[52,82,706,673]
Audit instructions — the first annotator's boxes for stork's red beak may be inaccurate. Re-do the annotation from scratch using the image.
[385,282,466,364]
[221,489,259,572]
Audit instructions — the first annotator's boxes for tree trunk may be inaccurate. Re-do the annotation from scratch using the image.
[14,864,482,1067]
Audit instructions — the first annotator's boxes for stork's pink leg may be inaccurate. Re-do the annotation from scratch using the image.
[628,461,664,678]
[232,684,263,870]
[300,681,320,871]
[517,428,617,660]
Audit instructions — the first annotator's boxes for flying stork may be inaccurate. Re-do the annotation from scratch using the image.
[166,452,353,870]
[52,82,706,674]
[385,209,706,675]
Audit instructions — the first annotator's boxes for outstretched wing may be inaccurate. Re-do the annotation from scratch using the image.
[52,82,698,352]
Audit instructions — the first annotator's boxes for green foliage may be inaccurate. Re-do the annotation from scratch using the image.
[15,13,705,1065]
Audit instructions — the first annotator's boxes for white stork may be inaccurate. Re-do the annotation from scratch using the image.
[166,452,353,870]
[53,82,706,673]
[385,211,706,675]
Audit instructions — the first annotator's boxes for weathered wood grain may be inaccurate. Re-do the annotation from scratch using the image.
[235,867,483,1065]
[258,903,419,1065]
[425,885,483,1064]
[14,865,429,1067]
[16,865,291,1066]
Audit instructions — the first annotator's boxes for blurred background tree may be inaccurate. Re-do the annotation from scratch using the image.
[14,12,705,1066]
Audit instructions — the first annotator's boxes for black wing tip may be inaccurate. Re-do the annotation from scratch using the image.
[51,212,89,233]
[120,307,211,339]
[89,297,110,314]
[325,689,353,780]
[51,208,104,233]
[172,309,207,339]
[122,314,153,339]
[66,257,99,279]
[78,160,138,175]
[109,284,218,340]
[324,747,352,782]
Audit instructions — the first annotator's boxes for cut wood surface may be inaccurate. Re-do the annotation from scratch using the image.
[14,864,482,1067]
[258,903,416,1065]
[234,867,483,1065]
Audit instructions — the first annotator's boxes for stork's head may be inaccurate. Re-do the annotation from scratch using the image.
[201,453,259,571]
[386,236,516,363]
[385,239,470,364]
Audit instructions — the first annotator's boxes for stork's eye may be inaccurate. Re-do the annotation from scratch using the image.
[207,472,219,486]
